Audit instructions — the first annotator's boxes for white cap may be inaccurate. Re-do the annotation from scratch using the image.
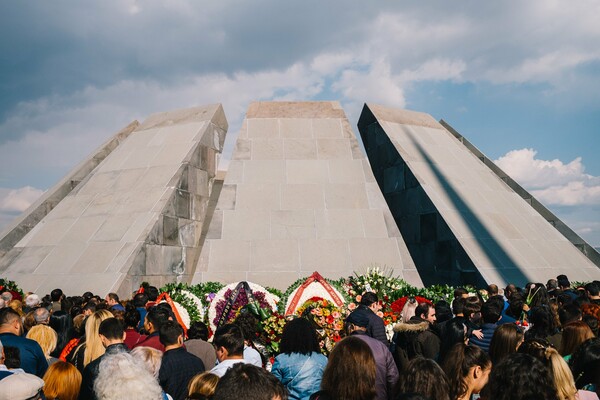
[0,372,44,400]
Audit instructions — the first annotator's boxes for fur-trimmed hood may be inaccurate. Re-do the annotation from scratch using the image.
[393,320,429,333]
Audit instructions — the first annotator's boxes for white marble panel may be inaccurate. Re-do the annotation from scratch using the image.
[284,139,317,159]
[271,210,316,239]
[349,238,402,270]
[251,240,299,271]
[248,119,279,139]
[280,184,325,210]
[251,139,284,160]
[208,240,252,271]
[324,184,369,209]
[315,209,363,239]
[280,118,313,138]
[236,184,280,210]
[361,210,388,238]
[328,160,366,183]
[23,218,76,247]
[244,160,286,184]
[224,160,244,184]
[120,146,163,170]
[222,210,270,240]
[70,242,123,273]
[286,160,329,184]
[299,239,350,269]
[317,139,352,160]
[34,242,88,274]
[313,119,343,138]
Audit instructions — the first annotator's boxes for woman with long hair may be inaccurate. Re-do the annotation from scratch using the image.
[310,336,376,400]
[272,317,328,400]
[559,322,594,360]
[49,310,75,357]
[395,357,451,400]
[26,324,59,365]
[488,323,524,365]
[439,319,468,363]
[569,337,600,397]
[526,306,561,349]
[187,372,220,400]
[442,343,491,400]
[68,309,113,371]
[42,360,82,400]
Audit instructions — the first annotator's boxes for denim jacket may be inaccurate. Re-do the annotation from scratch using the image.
[271,352,328,400]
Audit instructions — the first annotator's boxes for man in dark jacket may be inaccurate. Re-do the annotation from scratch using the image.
[79,318,128,400]
[346,311,398,400]
[469,301,501,353]
[0,308,47,377]
[349,292,388,345]
[159,320,205,400]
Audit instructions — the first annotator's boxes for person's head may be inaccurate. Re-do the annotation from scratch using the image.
[415,303,436,324]
[507,292,525,318]
[234,312,259,344]
[527,284,550,308]
[557,275,570,290]
[159,320,184,348]
[213,363,287,400]
[33,307,50,325]
[279,317,321,356]
[528,305,557,338]
[98,317,125,347]
[463,297,481,321]
[26,324,57,358]
[569,337,600,392]
[559,321,594,356]
[187,321,209,342]
[434,300,452,324]
[0,371,45,400]
[132,292,149,308]
[452,297,466,316]
[395,357,450,400]
[50,289,63,303]
[123,307,140,330]
[320,336,376,400]
[94,352,163,400]
[0,292,13,305]
[505,284,517,299]
[144,306,170,334]
[559,304,582,326]
[83,309,113,367]
[454,287,469,300]
[345,308,370,335]
[582,311,599,337]
[0,307,23,335]
[489,323,524,365]
[42,361,82,400]
[360,292,379,311]
[213,324,245,361]
[187,372,220,400]
[518,339,578,400]
[130,346,163,379]
[439,319,468,362]
[442,343,491,400]
[82,302,96,317]
[483,353,559,400]
[547,279,559,292]
[105,293,119,307]
[481,301,502,324]
[25,294,41,309]
[0,298,5,309]
[146,286,159,302]
[487,284,499,296]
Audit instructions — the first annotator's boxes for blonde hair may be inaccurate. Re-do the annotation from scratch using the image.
[26,324,58,358]
[130,346,163,379]
[43,361,82,400]
[187,372,220,399]
[546,347,577,400]
[83,310,113,367]
[9,300,24,317]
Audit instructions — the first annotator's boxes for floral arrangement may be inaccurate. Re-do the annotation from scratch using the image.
[259,313,287,355]
[297,297,344,355]
[346,265,405,304]
[160,283,204,326]
[208,281,279,332]
[0,278,24,300]
[282,272,348,316]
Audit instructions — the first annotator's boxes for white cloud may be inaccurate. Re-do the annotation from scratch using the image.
[0,186,44,213]
[495,148,600,206]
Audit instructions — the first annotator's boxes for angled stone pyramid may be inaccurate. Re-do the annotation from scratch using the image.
[0,105,227,297]
[358,103,599,287]
[191,101,421,288]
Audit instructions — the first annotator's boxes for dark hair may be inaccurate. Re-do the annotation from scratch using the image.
[234,312,258,343]
[441,343,491,400]
[489,323,524,365]
[98,318,124,340]
[82,292,94,302]
[526,284,550,308]
[145,306,170,331]
[487,284,499,296]
[106,293,119,303]
[481,301,502,324]
[321,336,376,400]
[360,292,378,307]
[454,288,468,299]
[507,292,525,319]
[133,293,148,308]
[3,346,21,369]
[559,304,582,326]
[483,353,558,400]
[463,296,481,319]
[439,319,467,363]
[395,357,450,400]
[51,288,63,302]
[434,301,452,324]
[213,363,287,400]
[559,321,594,356]
[124,308,141,330]
[415,303,432,320]
[213,324,244,356]
[585,282,600,297]
[452,297,466,315]
[395,394,431,400]
[49,310,74,358]
[569,337,600,391]
[146,286,159,302]
[280,318,321,355]
[0,307,20,326]
[526,306,557,340]
[557,275,570,289]
[159,320,184,346]
[187,321,209,341]
[582,314,599,337]
[83,303,97,314]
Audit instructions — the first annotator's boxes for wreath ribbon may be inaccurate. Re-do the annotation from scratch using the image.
[156,292,188,337]
[285,271,344,315]
[216,281,255,329]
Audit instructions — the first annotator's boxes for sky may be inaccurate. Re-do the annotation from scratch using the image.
[0,1,599,247]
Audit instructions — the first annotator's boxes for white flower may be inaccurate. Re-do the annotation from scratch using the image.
[159,300,191,329]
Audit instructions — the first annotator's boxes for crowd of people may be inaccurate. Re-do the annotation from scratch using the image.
[0,273,598,400]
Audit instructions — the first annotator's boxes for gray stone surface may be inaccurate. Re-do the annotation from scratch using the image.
[191,101,420,289]
[0,105,227,297]
[358,103,599,287]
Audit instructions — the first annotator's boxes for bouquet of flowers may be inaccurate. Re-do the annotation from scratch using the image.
[281,272,347,315]
[259,313,287,356]
[346,266,404,304]
[297,297,345,355]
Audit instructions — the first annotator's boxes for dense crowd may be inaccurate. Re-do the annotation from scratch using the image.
[0,273,599,400]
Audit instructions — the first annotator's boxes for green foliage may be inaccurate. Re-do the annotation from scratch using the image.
[0,278,24,297]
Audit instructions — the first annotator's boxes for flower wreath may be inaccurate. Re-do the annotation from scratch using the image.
[280,272,349,315]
